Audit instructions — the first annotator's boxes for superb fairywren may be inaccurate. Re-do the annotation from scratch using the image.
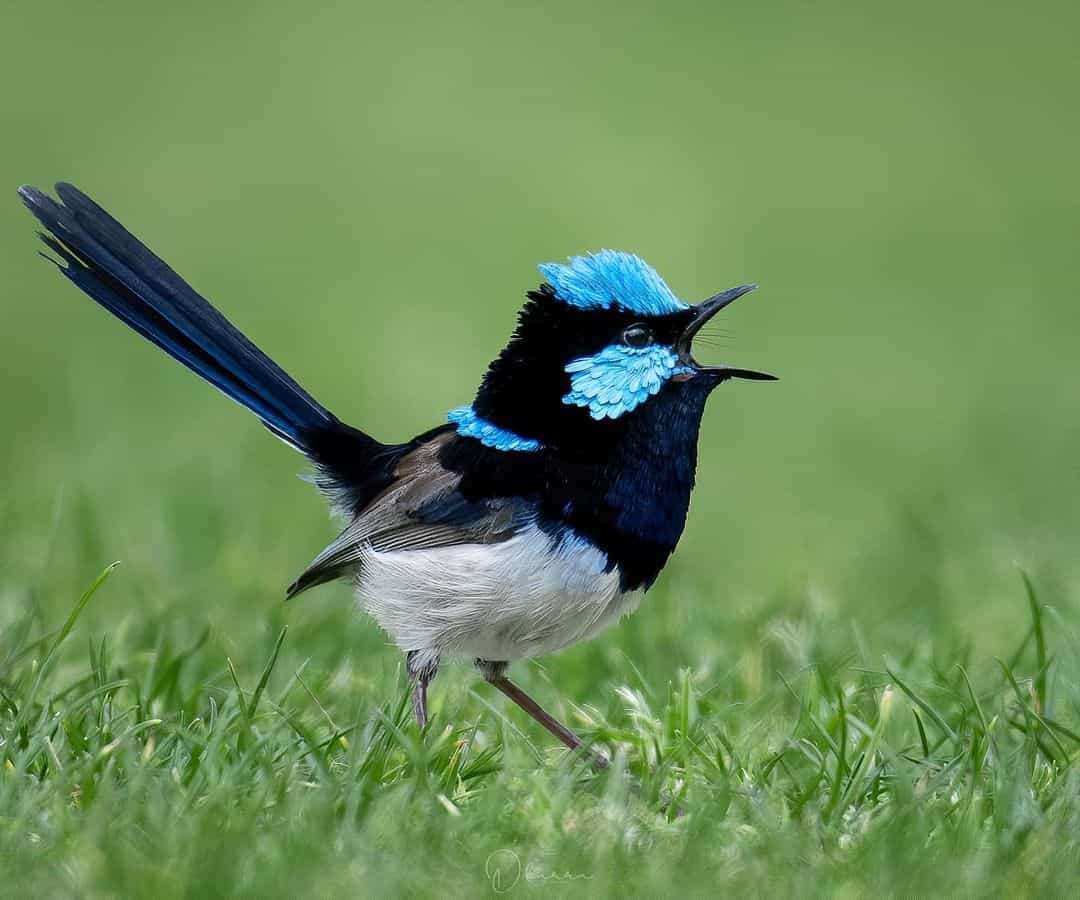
[19,183,775,761]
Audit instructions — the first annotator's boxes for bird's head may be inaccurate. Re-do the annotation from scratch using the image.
[452,250,774,457]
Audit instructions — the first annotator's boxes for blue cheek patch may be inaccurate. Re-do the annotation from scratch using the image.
[447,405,542,451]
[563,345,691,420]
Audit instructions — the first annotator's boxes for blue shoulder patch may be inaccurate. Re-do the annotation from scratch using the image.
[538,250,688,317]
[447,405,542,452]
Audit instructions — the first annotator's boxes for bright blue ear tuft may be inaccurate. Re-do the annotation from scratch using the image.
[538,250,688,317]
[563,345,690,420]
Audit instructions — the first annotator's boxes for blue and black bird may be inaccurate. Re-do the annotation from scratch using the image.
[19,183,775,759]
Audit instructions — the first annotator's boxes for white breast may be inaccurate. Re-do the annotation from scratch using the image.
[354,523,642,663]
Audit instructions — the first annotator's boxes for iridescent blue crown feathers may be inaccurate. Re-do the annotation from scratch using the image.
[538,250,688,317]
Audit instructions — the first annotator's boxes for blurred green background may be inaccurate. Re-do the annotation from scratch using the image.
[1,0,1077,743]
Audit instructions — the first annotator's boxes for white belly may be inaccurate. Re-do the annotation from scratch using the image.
[354,524,643,662]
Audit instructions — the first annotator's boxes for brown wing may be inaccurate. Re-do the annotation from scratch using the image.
[285,433,524,599]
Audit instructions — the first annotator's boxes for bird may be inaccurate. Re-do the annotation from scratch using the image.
[18,182,775,763]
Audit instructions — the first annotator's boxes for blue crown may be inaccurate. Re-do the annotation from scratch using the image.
[538,250,688,317]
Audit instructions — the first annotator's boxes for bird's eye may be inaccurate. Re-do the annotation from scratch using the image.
[622,324,653,348]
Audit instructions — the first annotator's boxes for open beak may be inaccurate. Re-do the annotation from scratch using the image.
[676,283,777,382]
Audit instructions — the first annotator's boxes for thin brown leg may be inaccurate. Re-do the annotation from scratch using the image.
[478,660,608,768]
[489,676,584,751]
[406,650,438,730]
[412,679,429,729]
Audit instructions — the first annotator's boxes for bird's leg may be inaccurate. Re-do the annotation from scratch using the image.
[406,650,439,730]
[476,659,608,768]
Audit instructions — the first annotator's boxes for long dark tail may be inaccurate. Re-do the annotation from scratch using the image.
[19,182,387,511]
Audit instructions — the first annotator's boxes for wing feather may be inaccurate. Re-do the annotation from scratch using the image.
[285,434,528,598]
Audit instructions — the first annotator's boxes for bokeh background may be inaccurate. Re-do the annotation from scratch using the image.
[1,3,1077,880]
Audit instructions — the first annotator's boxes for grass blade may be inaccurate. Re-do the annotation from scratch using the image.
[885,662,959,747]
[248,627,288,719]
[16,562,119,728]
[1019,570,1048,712]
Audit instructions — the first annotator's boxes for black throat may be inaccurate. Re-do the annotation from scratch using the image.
[439,376,717,591]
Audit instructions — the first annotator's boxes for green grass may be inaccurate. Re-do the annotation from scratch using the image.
[1,563,1077,896]
[2,0,1080,895]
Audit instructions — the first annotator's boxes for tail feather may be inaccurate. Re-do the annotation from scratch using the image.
[19,183,388,510]
[19,183,337,450]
